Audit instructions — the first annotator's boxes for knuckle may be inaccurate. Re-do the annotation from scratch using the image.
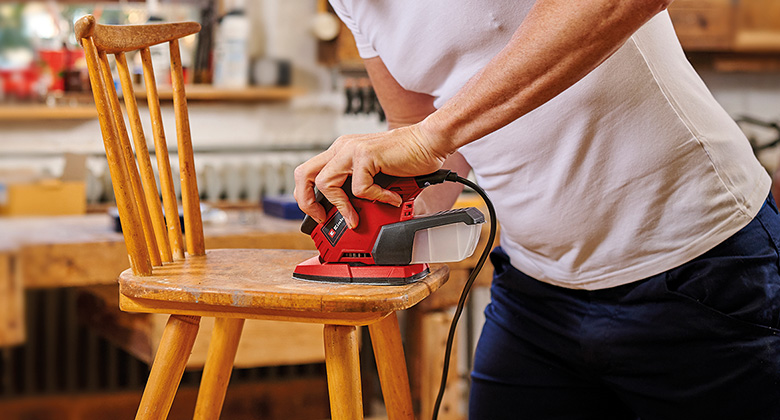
[351,184,371,198]
[293,164,306,180]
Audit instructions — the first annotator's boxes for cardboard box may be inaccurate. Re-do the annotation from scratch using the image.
[0,179,86,216]
[0,153,88,216]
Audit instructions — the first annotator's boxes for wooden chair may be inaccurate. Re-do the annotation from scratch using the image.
[75,15,449,420]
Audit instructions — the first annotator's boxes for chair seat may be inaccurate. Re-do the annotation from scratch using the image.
[119,249,449,325]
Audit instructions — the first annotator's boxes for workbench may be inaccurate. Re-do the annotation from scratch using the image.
[0,206,494,419]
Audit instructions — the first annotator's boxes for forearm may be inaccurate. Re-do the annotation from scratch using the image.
[420,0,672,153]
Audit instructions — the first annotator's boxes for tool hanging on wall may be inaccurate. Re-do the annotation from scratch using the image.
[736,116,780,155]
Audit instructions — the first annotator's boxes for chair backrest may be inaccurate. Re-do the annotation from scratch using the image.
[76,15,205,276]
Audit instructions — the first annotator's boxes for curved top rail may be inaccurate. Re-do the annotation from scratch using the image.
[75,15,201,53]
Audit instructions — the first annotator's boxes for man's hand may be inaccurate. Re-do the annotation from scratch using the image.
[293,123,449,229]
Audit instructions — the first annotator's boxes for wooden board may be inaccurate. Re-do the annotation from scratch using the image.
[82,284,322,368]
[0,105,97,121]
[668,0,735,51]
[0,251,24,346]
[79,284,326,369]
[0,379,329,420]
[735,0,780,51]
[419,311,465,420]
[118,249,450,315]
[132,84,303,102]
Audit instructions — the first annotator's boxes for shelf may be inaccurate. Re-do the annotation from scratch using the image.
[132,84,304,102]
[0,85,302,121]
[687,51,780,72]
[0,104,97,121]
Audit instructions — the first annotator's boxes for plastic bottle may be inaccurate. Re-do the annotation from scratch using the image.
[212,0,250,88]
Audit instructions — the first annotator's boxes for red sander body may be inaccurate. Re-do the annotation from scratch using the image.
[293,170,484,285]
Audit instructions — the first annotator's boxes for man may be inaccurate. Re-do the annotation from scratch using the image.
[294,0,780,418]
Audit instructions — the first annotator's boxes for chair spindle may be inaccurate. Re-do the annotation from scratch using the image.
[140,47,185,260]
[98,51,162,267]
[170,39,205,256]
[82,37,152,276]
[115,52,174,264]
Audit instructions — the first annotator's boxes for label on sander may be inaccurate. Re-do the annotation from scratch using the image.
[321,211,348,246]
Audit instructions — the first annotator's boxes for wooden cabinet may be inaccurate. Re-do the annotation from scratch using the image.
[669,0,780,52]
[734,0,780,51]
[668,0,735,51]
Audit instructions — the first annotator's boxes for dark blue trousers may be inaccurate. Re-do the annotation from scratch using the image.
[470,195,780,420]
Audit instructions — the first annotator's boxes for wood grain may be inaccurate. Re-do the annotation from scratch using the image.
[419,311,462,420]
[169,39,205,257]
[369,313,414,420]
[75,15,200,54]
[0,379,329,420]
[140,47,185,261]
[116,51,174,264]
[119,249,449,314]
[0,105,96,120]
[324,324,363,420]
[82,36,152,275]
[99,50,162,267]
[135,315,200,420]
[193,317,244,420]
[0,251,24,347]
[131,84,303,101]
[79,286,327,368]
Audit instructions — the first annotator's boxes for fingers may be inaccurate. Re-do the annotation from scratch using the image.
[293,152,331,224]
[315,143,405,229]
[294,129,442,230]
[315,169,359,229]
[352,167,402,206]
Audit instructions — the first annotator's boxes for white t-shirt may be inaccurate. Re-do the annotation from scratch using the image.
[330,0,771,290]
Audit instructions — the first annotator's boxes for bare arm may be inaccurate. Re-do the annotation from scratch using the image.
[363,57,470,215]
[420,0,674,152]
[295,0,672,228]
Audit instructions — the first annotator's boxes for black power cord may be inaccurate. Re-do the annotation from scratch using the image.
[430,173,498,420]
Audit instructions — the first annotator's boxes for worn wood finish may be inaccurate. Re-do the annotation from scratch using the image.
[139,47,185,261]
[116,52,174,264]
[79,286,327,368]
[99,51,162,267]
[736,0,780,51]
[368,312,414,420]
[0,211,307,289]
[419,311,462,420]
[0,379,329,420]
[192,317,245,420]
[76,15,453,420]
[0,251,24,347]
[324,324,363,420]
[119,249,449,314]
[132,84,303,101]
[119,295,393,326]
[169,39,205,256]
[75,15,200,54]
[82,36,152,276]
[0,104,96,120]
[135,315,200,420]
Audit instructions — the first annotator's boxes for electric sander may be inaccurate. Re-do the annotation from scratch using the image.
[293,169,498,420]
[293,169,485,284]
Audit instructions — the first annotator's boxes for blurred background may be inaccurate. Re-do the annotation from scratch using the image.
[0,1,778,419]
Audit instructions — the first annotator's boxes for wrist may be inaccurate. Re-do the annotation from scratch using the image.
[417,112,458,159]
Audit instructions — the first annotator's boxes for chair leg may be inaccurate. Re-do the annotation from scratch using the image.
[193,317,245,420]
[135,314,200,420]
[368,312,415,420]
[324,324,363,420]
